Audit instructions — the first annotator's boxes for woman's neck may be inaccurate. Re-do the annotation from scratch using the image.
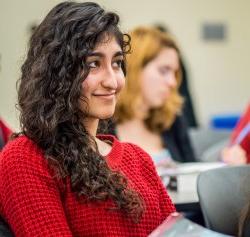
[117,118,157,140]
[83,118,99,137]
[119,119,148,132]
[116,119,164,154]
[83,118,112,156]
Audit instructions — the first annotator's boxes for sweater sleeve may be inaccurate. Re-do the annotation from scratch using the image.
[157,175,176,218]
[150,158,176,218]
[0,140,73,237]
[130,144,176,219]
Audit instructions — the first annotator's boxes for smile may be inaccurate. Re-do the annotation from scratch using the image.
[92,93,116,99]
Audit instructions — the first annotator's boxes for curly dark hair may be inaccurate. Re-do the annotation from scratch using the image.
[16,1,143,222]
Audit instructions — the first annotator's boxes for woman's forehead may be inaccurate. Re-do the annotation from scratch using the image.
[91,36,122,53]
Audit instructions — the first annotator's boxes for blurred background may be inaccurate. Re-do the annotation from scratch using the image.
[0,0,250,130]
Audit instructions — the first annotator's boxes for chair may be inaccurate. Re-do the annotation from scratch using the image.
[188,128,230,161]
[197,165,250,236]
[200,138,229,162]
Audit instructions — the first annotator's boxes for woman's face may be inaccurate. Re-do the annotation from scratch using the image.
[81,36,125,120]
[140,47,179,109]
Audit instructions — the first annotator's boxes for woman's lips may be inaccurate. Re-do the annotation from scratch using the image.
[92,92,116,99]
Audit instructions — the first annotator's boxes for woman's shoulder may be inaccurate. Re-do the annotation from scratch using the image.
[1,135,41,155]
[120,142,163,184]
[0,135,46,170]
[122,142,148,155]
[120,141,156,166]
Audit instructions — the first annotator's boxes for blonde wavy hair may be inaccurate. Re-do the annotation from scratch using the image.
[115,26,183,133]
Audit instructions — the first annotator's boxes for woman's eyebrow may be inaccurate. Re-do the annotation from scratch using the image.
[87,51,124,58]
[113,51,124,57]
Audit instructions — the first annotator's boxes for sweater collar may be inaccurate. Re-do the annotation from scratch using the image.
[96,134,123,165]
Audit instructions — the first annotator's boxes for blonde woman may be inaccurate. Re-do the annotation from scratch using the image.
[114,26,196,167]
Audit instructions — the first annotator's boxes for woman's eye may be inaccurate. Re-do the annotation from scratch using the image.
[159,67,170,75]
[88,61,100,68]
[113,60,123,68]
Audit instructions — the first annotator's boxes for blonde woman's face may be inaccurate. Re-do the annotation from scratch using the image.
[140,47,179,109]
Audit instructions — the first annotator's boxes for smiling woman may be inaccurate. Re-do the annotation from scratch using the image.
[0,2,175,236]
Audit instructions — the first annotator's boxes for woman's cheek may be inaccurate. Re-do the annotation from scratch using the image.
[117,75,125,92]
[81,76,94,96]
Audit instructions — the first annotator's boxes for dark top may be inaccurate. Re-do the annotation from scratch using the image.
[108,115,196,163]
[179,60,198,128]
[162,115,196,162]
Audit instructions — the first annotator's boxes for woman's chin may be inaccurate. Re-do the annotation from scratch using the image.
[151,101,165,109]
[99,114,114,120]
[97,110,115,120]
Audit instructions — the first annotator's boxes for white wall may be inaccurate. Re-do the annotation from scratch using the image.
[1,0,249,130]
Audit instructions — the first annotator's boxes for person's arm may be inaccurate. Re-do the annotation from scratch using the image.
[231,104,250,143]
[0,142,73,237]
[231,104,250,163]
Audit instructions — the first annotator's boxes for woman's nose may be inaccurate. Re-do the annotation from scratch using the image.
[166,73,177,88]
[102,67,118,89]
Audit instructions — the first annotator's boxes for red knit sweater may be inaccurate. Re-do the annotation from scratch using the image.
[0,135,175,236]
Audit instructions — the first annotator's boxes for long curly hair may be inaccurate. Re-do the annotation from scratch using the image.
[115,26,183,133]
[16,1,143,222]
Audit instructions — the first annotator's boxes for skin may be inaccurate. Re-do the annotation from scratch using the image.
[140,47,179,111]
[221,144,247,165]
[80,36,125,155]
